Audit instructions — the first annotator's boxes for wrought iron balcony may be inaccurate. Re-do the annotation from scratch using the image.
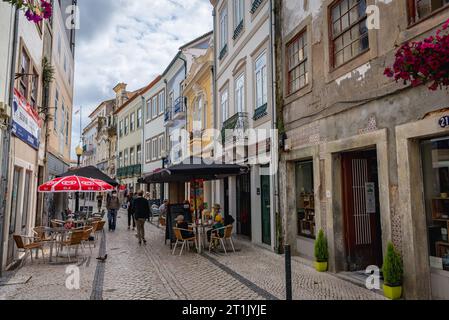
[233,20,244,40]
[253,103,268,121]
[173,97,187,120]
[117,164,142,179]
[221,112,249,143]
[219,44,228,61]
[164,108,174,127]
[250,0,264,14]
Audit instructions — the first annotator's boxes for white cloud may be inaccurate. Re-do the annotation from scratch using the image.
[71,0,213,157]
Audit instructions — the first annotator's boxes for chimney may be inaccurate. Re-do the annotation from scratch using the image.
[113,83,128,107]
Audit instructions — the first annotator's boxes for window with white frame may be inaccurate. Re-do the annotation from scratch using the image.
[130,147,135,165]
[168,91,174,110]
[152,138,158,161]
[234,0,244,28]
[137,144,142,164]
[54,88,59,131]
[255,52,268,109]
[124,116,129,135]
[119,120,123,137]
[235,73,245,113]
[194,96,204,131]
[146,99,151,120]
[158,90,165,115]
[145,140,151,162]
[130,112,135,132]
[124,149,128,166]
[220,6,228,50]
[158,135,165,158]
[152,96,158,119]
[137,108,142,128]
[221,89,229,122]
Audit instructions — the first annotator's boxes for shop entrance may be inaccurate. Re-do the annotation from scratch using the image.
[237,172,251,238]
[341,149,383,271]
[261,170,271,246]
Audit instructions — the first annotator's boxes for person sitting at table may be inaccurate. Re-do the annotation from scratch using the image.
[175,215,194,239]
[207,214,225,243]
[64,218,75,230]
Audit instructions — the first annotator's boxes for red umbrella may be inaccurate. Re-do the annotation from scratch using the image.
[38,175,114,193]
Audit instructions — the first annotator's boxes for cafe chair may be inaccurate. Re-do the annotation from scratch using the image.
[80,227,94,254]
[13,235,45,266]
[209,225,235,255]
[32,227,53,242]
[59,230,85,262]
[172,228,198,256]
[50,219,64,228]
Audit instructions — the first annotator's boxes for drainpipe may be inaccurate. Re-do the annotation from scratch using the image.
[269,0,281,253]
[212,6,218,205]
[0,6,19,277]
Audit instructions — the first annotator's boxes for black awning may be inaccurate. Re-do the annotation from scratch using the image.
[140,158,248,184]
[58,166,119,186]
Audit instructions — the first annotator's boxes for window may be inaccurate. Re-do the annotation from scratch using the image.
[124,149,129,166]
[221,89,229,122]
[19,48,30,99]
[22,171,31,231]
[66,113,69,145]
[137,108,142,128]
[234,0,244,28]
[152,138,158,161]
[158,90,165,115]
[409,0,449,24]
[145,140,152,162]
[220,6,228,50]
[421,137,449,275]
[124,116,129,135]
[9,167,21,236]
[130,112,135,132]
[168,91,174,110]
[235,73,245,113]
[296,160,316,239]
[54,89,59,131]
[152,96,158,119]
[194,96,204,131]
[130,147,135,165]
[146,99,151,120]
[137,144,142,164]
[287,31,308,94]
[30,68,38,109]
[330,0,369,68]
[61,103,65,134]
[159,135,165,158]
[255,52,268,108]
[119,152,123,167]
[119,120,123,137]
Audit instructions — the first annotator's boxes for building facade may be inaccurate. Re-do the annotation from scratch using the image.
[211,0,277,249]
[278,0,449,300]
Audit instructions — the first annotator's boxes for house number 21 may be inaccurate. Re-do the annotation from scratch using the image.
[439,116,449,128]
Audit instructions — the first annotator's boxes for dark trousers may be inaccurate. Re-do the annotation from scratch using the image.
[128,211,136,228]
[108,209,118,231]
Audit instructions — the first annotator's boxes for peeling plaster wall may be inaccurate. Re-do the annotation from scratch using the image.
[279,0,449,299]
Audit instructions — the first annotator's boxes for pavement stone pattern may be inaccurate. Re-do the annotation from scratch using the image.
[0,209,385,300]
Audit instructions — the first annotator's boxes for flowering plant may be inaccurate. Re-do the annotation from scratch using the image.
[384,19,449,91]
[3,0,52,23]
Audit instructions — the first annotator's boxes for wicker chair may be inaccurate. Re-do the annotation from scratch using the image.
[13,235,45,265]
[172,228,197,256]
[51,219,64,228]
[209,225,235,254]
[33,227,52,242]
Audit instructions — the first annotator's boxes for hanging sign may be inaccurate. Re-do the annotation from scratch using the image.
[11,89,41,150]
[365,182,376,214]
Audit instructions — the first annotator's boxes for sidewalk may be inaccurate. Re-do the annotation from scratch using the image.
[0,209,385,300]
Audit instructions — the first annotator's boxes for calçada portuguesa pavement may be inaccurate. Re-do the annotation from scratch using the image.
[0,209,385,300]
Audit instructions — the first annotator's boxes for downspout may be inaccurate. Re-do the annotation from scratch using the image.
[269,0,281,253]
[212,6,218,205]
[0,6,19,276]
[178,54,188,199]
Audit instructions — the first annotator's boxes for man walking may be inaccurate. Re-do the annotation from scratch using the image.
[133,190,150,245]
[106,191,120,231]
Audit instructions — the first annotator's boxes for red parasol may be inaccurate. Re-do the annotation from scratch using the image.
[38,175,114,193]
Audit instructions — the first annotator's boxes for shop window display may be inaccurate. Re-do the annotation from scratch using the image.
[422,137,449,272]
[296,160,315,239]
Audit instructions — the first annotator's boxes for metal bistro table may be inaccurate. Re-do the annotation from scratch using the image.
[43,227,72,263]
[190,222,213,253]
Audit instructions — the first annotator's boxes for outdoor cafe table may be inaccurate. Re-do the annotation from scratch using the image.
[42,227,72,263]
[189,222,213,254]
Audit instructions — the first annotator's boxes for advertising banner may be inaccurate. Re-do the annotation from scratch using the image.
[12,89,41,150]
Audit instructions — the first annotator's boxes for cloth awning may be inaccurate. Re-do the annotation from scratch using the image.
[139,158,248,184]
[58,166,119,186]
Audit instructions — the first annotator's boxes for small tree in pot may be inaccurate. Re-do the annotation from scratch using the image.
[314,230,328,272]
[382,242,404,300]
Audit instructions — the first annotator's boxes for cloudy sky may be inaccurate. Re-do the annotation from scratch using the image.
[71,0,213,157]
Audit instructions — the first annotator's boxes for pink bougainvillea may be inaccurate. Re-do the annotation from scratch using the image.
[385,19,449,91]
[4,0,52,23]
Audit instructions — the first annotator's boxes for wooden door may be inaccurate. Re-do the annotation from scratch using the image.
[341,150,383,271]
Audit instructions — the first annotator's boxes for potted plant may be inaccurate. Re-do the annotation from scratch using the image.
[382,242,404,300]
[314,230,328,272]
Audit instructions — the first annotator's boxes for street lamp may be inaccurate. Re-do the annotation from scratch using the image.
[161,150,168,203]
[75,145,83,212]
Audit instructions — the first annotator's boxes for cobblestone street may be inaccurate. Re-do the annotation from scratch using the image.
[0,209,385,300]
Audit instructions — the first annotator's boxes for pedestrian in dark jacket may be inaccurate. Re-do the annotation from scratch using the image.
[127,193,136,230]
[133,190,150,245]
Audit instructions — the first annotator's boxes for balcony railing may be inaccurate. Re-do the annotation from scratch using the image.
[173,97,187,119]
[233,20,244,40]
[164,108,174,127]
[221,112,249,143]
[219,44,228,60]
[116,164,142,179]
[250,0,264,14]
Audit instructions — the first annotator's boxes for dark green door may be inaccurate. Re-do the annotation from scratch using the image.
[261,174,271,245]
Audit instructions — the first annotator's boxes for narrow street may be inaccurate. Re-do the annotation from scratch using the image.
[0,209,384,300]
